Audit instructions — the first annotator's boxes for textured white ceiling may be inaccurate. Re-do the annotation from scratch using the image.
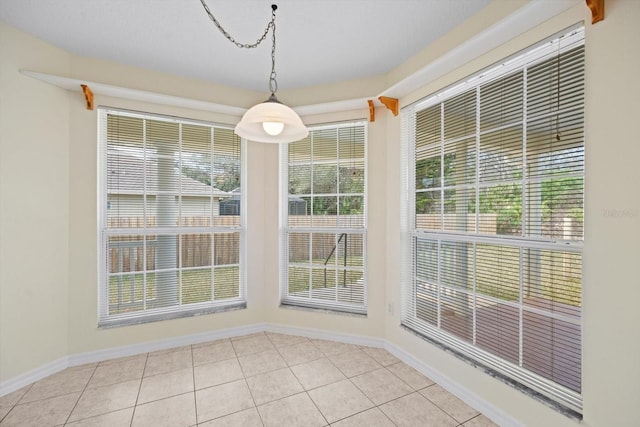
[0,0,493,92]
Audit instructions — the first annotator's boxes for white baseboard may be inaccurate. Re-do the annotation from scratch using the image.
[0,321,521,427]
[264,322,384,348]
[0,323,383,396]
[384,341,523,427]
[68,322,267,367]
[0,356,68,397]
[0,323,266,396]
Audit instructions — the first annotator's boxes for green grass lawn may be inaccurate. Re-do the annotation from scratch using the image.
[108,267,240,314]
[287,256,364,294]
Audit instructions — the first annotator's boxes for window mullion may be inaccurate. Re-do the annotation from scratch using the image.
[178,122,183,307]
[143,118,148,312]
[519,67,528,367]
[210,126,215,302]
[473,85,480,345]
[437,102,444,328]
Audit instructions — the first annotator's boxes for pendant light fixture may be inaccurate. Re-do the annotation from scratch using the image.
[199,1,308,143]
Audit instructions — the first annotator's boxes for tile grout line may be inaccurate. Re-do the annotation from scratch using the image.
[384,362,435,392]
[304,389,330,427]
[419,383,479,425]
[129,352,149,427]
[61,363,99,426]
[242,375,264,426]
[462,413,486,426]
[248,333,296,425]
[0,382,35,424]
[2,382,90,408]
[378,389,460,426]
[201,335,264,425]
[336,358,403,426]
[189,344,199,426]
[301,348,343,426]
[239,336,262,425]
[9,381,35,407]
[329,404,397,427]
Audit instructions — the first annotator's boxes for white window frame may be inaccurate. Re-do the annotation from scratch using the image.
[400,27,585,415]
[98,107,246,327]
[279,120,368,314]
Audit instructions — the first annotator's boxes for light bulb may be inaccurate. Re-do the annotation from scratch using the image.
[262,121,284,136]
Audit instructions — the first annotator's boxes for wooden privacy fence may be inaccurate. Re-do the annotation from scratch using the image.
[107,216,241,228]
[288,233,364,263]
[287,215,364,262]
[416,214,496,233]
[107,216,240,274]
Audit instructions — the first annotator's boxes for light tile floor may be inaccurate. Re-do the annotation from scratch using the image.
[0,332,499,427]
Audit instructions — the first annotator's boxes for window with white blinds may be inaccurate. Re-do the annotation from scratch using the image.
[401,27,584,415]
[98,108,245,327]
[280,121,367,314]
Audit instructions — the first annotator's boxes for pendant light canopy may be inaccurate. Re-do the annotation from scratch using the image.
[200,1,308,143]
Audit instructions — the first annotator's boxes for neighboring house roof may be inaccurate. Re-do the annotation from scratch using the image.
[107,149,228,197]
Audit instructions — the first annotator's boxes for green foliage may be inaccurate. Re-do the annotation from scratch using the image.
[478,183,522,235]
[415,153,455,189]
[179,155,240,192]
[289,165,364,215]
[540,176,584,222]
[416,154,584,236]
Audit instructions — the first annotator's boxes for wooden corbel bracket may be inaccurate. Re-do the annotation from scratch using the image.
[367,100,375,122]
[378,96,398,116]
[586,0,604,24]
[80,84,94,110]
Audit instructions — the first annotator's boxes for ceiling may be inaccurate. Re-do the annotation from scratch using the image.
[0,0,494,92]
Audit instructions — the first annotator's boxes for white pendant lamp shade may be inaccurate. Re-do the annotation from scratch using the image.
[235,95,309,143]
[200,2,306,143]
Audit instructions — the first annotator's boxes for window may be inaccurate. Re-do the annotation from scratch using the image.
[401,28,584,414]
[99,108,245,327]
[281,121,367,314]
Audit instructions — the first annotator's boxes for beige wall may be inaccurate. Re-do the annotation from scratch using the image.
[1,0,639,425]
[0,23,71,381]
[581,1,640,425]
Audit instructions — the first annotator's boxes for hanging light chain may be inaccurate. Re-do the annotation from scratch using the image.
[269,10,277,95]
[199,0,275,48]
[199,1,279,95]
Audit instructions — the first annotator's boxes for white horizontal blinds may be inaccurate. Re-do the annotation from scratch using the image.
[100,109,244,326]
[283,122,367,313]
[402,27,584,414]
[522,39,584,397]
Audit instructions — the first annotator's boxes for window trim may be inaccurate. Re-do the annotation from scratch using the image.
[97,107,246,328]
[279,120,368,315]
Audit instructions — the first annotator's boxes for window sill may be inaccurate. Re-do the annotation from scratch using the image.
[279,302,367,317]
[98,302,247,329]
